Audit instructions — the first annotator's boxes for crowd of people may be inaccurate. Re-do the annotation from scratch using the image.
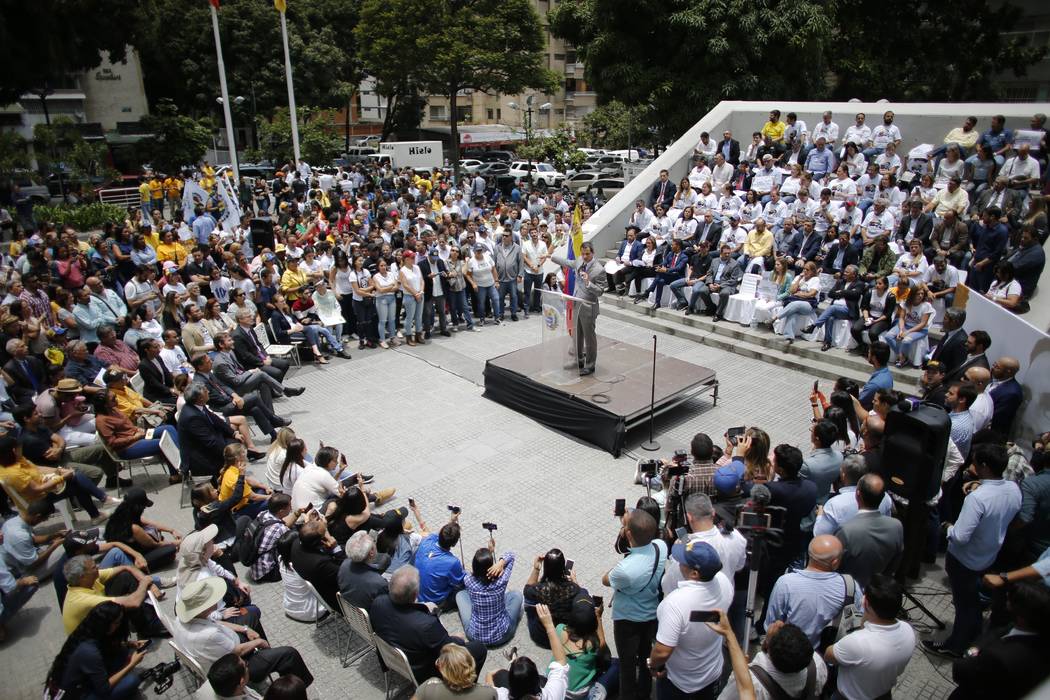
[0,108,1046,700]
[617,110,1047,361]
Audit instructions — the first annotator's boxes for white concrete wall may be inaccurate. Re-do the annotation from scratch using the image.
[81,48,149,130]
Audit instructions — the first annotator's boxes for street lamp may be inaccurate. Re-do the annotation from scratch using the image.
[507,95,551,187]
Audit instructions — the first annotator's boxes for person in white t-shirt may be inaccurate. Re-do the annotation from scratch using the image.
[648,541,734,698]
[881,284,934,368]
[825,574,915,700]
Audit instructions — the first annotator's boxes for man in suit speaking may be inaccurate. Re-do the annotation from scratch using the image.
[552,242,605,376]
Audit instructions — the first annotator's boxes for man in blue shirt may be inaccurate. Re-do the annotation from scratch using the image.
[192,206,217,245]
[803,137,835,180]
[977,114,1013,166]
[414,514,464,610]
[859,341,893,410]
[0,538,37,643]
[800,420,844,533]
[925,443,1021,658]
[603,509,667,700]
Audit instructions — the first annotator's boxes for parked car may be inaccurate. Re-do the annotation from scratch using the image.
[342,147,381,164]
[11,171,55,204]
[564,171,603,194]
[576,148,605,157]
[508,161,564,187]
[586,177,626,198]
[459,159,484,174]
[478,150,515,163]
[475,162,510,176]
[238,162,275,180]
[354,135,381,147]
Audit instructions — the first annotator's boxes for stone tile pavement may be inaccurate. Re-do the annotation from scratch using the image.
[0,314,959,699]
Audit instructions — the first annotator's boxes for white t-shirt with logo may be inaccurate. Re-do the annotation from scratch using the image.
[656,574,734,693]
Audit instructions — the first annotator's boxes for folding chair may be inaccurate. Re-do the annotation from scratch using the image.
[374,636,419,700]
[256,321,300,368]
[96,432,165,495]
[336,592,380,668]
[129,372,145,395]
[169,640,207,688]
[0,481,74,529]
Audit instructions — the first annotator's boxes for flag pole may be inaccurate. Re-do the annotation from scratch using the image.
[279,7,301,165]
[209,3,240,181]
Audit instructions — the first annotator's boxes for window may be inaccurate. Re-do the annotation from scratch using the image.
[565,50,577,64]
[455,106,471,122]
[429,105,447,120]
[486,108,494,120]
[496,108,502,120]
[554,53,565,61]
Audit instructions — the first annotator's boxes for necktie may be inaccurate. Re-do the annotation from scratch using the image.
[659,182,666,202]
[21,360,38,393]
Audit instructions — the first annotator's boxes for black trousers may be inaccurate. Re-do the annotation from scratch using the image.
[246,646,314,687]
[259,358,289,383]
[850,318,891,347]
[613,618,657,700]
[104,570,165,637]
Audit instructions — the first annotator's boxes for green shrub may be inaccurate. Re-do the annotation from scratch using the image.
[33,202,127,231]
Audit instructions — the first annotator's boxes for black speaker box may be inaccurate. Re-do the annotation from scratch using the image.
[881,401,951,502]
[250,217,275,255]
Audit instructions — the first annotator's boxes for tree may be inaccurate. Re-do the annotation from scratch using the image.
[828,0,1045,101]
[550,0,832,143]
[517,127,587,174]
[136,100,213,174]
[581,101,651,150]
[256,108,340,166]
[33,118,117,197]
[133,0,360,120]
[0,132,30,183]
[359,0,559,179]
[0,0,139,104]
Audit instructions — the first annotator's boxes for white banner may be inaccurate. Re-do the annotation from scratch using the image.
[214,168,243,234]
[182,179,210,224]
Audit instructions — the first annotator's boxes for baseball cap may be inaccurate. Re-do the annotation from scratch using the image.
[428,247,439,257]
[713,465,741,494]
[670,540,723,579]
[473,244,486,252]
[123,486,154,508]
[64,528,100,551]
[402,250,416,259]
[923,360,946,374]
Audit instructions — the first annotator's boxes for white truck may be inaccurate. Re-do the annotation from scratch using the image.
[378,141,444,171]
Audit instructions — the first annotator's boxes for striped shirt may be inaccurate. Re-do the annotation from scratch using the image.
[949,410,974,459]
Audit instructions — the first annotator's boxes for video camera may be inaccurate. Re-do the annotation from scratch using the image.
[139,660,181,693]
[734,484,786,536]
[481,522,498,532]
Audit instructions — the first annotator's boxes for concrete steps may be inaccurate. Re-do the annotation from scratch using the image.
[602,295,924,390]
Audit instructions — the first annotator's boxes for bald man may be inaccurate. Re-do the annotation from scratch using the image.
[835,474,904,589]
[989,356,1022,435]
[764,535,862,648]
[964,366,993,432]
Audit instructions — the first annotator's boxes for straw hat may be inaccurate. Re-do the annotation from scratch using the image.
[175,577,227,623]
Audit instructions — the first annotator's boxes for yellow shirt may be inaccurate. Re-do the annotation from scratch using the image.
[144,229,161,251]
[219,466,251,510]
[114,386,146,419]
[63,568,117,633]
[164,177,183,198]
[156,241,189,266]
[743,229,774,257]
[280,268,308,300]
[761,120,785,143]
[0,458,48,513]
[139,182,151,203]
[149,180,164,200]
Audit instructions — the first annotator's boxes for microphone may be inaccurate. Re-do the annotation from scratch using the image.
[750,483,772,507]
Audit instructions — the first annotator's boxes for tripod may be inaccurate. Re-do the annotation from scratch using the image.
[897,499,946,630]
[740,526,783,656]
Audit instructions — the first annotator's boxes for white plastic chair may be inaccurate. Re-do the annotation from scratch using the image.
[374,636,419,700]
[255,322,299,368]
[723,273,762,325]
[336,592,380,668]
[129,372,145,395]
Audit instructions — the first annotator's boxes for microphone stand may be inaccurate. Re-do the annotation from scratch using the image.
[641,334,660,451]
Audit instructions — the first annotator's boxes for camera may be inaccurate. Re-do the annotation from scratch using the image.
[638,459,659,478]
[666,465,689,478]
[139,659,181,693]
[447,504,461,515]
[672,449,688,464]
[481,522,498,532]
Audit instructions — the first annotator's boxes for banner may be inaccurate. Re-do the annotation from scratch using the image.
[214,168,243,234]
[182,179,210,224]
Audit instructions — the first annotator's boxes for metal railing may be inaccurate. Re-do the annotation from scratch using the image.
[97,187,140,209]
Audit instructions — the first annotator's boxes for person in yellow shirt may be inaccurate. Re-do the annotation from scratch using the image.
[0,436,117,522]
[416,175,432,195]
[61,556,154,634]
[164,175,183,218]
[279,257,309,302]
[148,176,164,212]
[761,109,786,143]
[217,443,271,517]
[102,370,172,423]
[741,219,775,273]
[138,180,151,219]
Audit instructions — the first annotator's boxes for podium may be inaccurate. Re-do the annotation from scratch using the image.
[538,290,598,385]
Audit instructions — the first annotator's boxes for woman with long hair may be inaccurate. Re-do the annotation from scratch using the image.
[521,548,583,648]
[880,283,934,367]
[200,297,235,338]
[325,481,406,546]
[277,437,309,493]
[986,260,1023,311]
[45,602,148,700]
[456,538,521,647]
[91,390,181,484]
[264,428,297,491]
[103,487,181,570]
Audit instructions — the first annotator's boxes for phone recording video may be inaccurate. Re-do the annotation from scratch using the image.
[613,498,626,517]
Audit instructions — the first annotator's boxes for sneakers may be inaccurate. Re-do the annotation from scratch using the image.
[380,340,390,349]
[373,488,397,506]
[921,640,961,658]
[89,512,111,525]
[469,326,480,332]
[157,576,177,589]
[285,386,306,397]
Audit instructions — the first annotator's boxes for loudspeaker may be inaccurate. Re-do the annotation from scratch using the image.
[881,401,951,502]
[250,217,275,255]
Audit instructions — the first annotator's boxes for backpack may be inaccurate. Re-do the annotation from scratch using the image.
[235,514,282,566]
[750,659,818,700]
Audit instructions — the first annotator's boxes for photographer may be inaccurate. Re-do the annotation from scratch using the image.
[457,533,521,647]
[416,509,466,611]
[660,432,718,503]
[603,509,666,700]
[663,494,748,642]
[648,541,733,699]
[523,549,584,648]
[45,601,149,700]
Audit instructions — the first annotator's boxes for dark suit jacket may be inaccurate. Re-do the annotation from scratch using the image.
[661,250,688,277]
[269,313,313,346]
[945,351,990,385]
[176,402,235,476]
[930,327,968,378]
[232,325,269,370]
[716,138,741,165]
[894,213,934,246]
[835,510,904,589]
[989,378,1023,436]
[212,351,256,394]
[138,356,174,403]
[2,356,45,404]
[798,232,823,262]
[826,278,867,319]
[369,593,459,683]
[695,221,722,248]
[821,242,860,274]
[417,257,451,299]
[704,257,744,293]
[973,187,1024,218]
[649,179,677,210]
[950,626,1050,699]
[290,537,345,610]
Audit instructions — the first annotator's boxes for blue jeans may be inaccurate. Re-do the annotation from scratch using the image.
[376,295,396,341]
[779,300,816,339]
[302,324,343,352]
[862,146,884,160]
[85,671,141,700]
[450,289,475,329]
[100,548,162,586]
[497,280,519,319]
[50,470,110,517]
[402,294,424,336]
[456,589,524,646]
[475,285,499,321]
[813,303,851,342]
[0,580,37,624]
[119,424,179,475]
[881,325,928,364]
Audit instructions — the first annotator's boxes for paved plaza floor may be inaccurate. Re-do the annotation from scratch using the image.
[0,314,958,699]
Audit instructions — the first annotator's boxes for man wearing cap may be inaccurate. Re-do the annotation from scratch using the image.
[35,377,98,448]
[551,242,605,375]
[919,360,949,406]
[173,577,314,685]
[648,540,734,699]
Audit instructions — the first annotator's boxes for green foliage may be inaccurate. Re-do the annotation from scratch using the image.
[517,127,586,173]
[0,132,31,182]
[33,118,118,192]
[256,108,341,165]
[137,100,213,174]
[551,0,1046,143]
[33,202,127,231]
[581,101,650,150]
[0,0,139,104]
[133,0,361,120]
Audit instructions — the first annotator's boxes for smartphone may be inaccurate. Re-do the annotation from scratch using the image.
[566,559,574,571]
[408,498,416,508]
[726,426,746,445]
[145,428,155,440]
[138,638,154,652]
[305,502,315,513]
[689,610,720,623]
[592,595,603,608]
[813,380,819,393]
[613,498,626,517]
